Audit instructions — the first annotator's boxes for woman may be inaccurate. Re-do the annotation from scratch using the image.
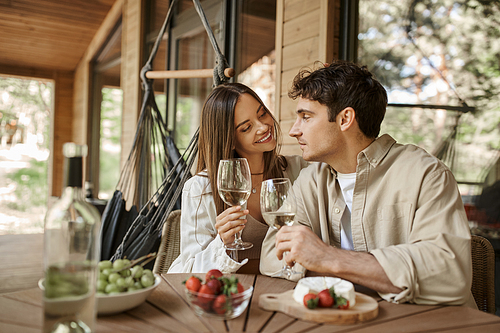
[168,83,308,274]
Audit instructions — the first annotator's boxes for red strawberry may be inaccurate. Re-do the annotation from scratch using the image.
[205,269,223,282]
[206,278,222,295]
[336,297,349,310]
[197,284,214,308]
[236,282,244,293]
[318,289,334,308]
[212,294,228,314]
[183,276,202,293]
[303,293,319,309]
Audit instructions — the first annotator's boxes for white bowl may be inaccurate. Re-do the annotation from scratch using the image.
[38,278,91,316]
[39,275,161,316]
[97,275,161,315]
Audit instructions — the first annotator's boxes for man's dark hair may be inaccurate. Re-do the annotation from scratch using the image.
[288,60,388,138]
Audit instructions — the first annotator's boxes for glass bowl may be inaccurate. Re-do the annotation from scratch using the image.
[184,282,253,320]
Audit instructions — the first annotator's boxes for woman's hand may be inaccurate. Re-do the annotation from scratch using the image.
[215,206,249,245]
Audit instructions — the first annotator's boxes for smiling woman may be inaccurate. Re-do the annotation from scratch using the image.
[167,82,309,276]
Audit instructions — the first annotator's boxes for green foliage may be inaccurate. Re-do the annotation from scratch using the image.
[359,0,500,183]
[175,96,196,152]
[0,77,51,222]
[98,88,122,198]
[7,160,48,211]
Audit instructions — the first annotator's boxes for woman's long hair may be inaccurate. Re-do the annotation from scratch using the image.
[197,83,287,215]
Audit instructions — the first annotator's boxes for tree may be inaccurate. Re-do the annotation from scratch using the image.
[358,0,500,184]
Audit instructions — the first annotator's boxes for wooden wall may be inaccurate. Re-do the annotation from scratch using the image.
[73,0,124,144]
[275,0,340,156]
[120,0,146,169]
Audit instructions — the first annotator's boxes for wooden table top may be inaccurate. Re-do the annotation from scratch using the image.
[1,272,500,333]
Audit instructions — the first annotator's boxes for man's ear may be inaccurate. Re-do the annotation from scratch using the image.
[337,107,356,131]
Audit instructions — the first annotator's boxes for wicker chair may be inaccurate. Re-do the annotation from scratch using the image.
[153,209,182,274]
[471,235,496,313]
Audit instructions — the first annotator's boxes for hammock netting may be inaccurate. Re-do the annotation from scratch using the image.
[100,0,231,266]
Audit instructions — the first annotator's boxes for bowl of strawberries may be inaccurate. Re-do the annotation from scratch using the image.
[183,269,253,320]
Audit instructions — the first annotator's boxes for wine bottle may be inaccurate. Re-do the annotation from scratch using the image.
[43,143,101,333]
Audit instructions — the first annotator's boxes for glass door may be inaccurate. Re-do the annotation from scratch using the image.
[167,0,225,151]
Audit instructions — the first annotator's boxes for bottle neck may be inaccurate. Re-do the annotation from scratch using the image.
[62,156,85,200]
[64,156,83,188]
[62,186,86,201]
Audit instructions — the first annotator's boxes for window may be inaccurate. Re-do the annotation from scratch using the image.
[358,0,500,194]
[90,20,123,200]
[147,0,277,153]
[357,0,500,235]
[0,76,52,234]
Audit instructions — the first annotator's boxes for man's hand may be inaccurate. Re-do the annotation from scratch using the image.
[275,225,334,272]
[275,225,403,294]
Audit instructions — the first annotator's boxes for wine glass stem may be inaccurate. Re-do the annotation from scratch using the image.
[282,251,292,271]
[234,230,243,243]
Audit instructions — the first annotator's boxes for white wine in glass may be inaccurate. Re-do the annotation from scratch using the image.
[260,178,301,278]
[217,158,253,250]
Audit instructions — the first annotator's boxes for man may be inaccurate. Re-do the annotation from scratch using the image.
[260,60,476,308]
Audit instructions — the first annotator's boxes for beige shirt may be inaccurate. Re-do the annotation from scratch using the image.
[261,134,476,308]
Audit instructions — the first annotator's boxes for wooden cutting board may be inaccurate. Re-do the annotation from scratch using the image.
[259,290,378,325]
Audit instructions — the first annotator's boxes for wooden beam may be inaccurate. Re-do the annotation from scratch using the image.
[145,67,234,79]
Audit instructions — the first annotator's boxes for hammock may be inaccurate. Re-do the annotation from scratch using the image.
[100,0,233,264]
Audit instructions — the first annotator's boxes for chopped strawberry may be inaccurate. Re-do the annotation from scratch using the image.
[303,293,319,309]
[336,297,349,310]
[318,289,334,308]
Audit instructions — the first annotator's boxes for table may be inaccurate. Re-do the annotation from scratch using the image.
[0,233,44,294]
[1,273,500,333]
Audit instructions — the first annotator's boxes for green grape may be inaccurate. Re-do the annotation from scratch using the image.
[130,265,143,278]
[101,268,113,279]
[142,269,154,279]
[122,259,131,267]
[127,287,139,292]
[116,277,127,290]
[133,281,143,290]
[124,277,134,288]
[141,274,154,288]
[105,283,119,294]
[98,272,108,281]
[97,280,108,292]
[112,259,126,271]
[120,269,131,277]
[98,260,113,271]
[108,272,120,284]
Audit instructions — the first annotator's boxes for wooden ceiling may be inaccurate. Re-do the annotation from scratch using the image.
[0,0,116,73]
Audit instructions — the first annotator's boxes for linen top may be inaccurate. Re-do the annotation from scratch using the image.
[260,134,477,308]
[168,155,309,274]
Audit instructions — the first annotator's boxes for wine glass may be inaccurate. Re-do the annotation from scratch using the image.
[260,178,300,278]
[217,158,254,250]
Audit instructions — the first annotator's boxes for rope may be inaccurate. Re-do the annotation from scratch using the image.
[140,0,178,92]
[191,0,230,86]
[140,0,230,89]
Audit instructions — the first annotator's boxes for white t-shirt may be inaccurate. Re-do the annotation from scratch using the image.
[336,172,356,250]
